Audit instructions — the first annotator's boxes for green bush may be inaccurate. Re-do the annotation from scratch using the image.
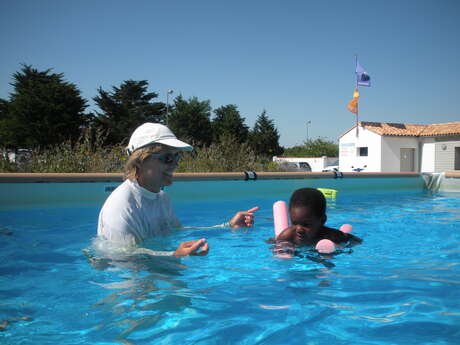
[283,138,338,157]
[1,129,126,173]
[25,143,126,173]
[1,133,281,173]
[177,135,280,172]
[0,155,20,172]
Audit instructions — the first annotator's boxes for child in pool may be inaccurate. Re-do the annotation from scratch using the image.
[275,188,362,247]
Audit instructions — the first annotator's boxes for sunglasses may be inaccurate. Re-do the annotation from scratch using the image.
[149,152,181,165]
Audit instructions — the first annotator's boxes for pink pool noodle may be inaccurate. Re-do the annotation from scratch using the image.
[339,224,353,233]
[315,239,336,254]
[273,201,289,237]
[316,224,352,253]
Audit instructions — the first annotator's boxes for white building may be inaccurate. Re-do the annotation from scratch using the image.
[273,156,338,172]
[338,121,460,173]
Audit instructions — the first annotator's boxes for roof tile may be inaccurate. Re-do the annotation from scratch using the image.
[358,121,460,137]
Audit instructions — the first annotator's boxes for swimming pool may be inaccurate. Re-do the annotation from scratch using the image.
[1,176,460,344]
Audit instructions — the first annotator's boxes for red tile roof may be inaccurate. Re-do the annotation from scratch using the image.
[341,121,460,138]
[419,122,460,136]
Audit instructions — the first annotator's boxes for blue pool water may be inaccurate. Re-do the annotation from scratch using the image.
[1,185,460,345]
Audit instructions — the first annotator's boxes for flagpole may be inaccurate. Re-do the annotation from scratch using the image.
[355,54,359,138]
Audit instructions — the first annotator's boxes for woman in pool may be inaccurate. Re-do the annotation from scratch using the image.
[97,122,258,257]
[275,188,362,247]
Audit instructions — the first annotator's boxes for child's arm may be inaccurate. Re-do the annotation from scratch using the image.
[275,226,297,242]
[346,233,363,246]
[322,227,362,246]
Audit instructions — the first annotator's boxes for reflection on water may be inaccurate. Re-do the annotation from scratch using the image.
[1,192,460,344]
[84,239,195,342]
[82,234,347,344]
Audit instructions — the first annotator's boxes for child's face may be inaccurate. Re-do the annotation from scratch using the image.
[290,206,323,243]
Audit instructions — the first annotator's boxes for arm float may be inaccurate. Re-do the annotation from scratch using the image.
[272,201,294,258]
[339,224,353,233]
[273,200,289,237]
[315,224,353,254]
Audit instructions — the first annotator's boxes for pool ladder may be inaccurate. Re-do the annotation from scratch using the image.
[424,172,445,192]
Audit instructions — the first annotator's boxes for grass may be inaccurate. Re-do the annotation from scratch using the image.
[1,129,126,173]
[1,133,281,173]
[177,135,280,172]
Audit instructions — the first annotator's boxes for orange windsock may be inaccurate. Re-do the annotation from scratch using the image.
[347,98,358,114]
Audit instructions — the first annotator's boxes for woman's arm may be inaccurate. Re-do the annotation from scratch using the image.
[181,206,259,230]
[133,239,209,257]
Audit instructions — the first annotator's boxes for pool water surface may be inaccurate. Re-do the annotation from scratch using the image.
[1,188,460,345]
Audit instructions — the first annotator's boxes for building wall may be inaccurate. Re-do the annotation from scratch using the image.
[420,138,435,173]
[272,156,338,172]
[380,136,419,172]
[434,136,460,172]
[339,126,460,173]
[339,127,382,172]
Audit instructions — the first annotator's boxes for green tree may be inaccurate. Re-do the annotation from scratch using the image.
[0,65,88,148]
[249,110,283,156]
[0,98,8,121]
[168,95,213,147]
[93,80,165,145]
[284,138,338,157]
[0,98,8,149]
[212,104,249,143]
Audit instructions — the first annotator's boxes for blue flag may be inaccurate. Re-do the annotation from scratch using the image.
[356,61,371,87]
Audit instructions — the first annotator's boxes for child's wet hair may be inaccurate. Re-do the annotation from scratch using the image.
[289,188,326,218]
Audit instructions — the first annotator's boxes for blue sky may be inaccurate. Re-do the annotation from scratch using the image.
[1,0,459,147]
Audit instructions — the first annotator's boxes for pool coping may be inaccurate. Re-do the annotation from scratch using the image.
[0,171,431,183]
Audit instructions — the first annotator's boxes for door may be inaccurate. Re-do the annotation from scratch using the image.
[400,148,415,172]
[455,147,460,170]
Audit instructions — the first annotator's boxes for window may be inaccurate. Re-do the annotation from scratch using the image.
[358,147,368,156]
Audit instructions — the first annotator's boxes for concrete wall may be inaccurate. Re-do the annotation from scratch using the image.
[434,136,460,172]
[420,138,435,173]
[339,127,382,172]
[381,136,419,172]
[273,156,338,172]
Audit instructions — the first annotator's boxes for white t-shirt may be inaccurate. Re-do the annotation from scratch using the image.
[97,179,181,246]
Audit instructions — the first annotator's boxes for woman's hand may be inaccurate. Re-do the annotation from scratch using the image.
[229,206,259,228]
[174,239,209,257]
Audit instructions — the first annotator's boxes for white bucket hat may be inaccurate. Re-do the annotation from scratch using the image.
[126,123,193,155]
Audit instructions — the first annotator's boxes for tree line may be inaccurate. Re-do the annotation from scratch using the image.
[0,65,284,157]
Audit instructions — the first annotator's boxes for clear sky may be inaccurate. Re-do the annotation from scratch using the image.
[1,0,459,147]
